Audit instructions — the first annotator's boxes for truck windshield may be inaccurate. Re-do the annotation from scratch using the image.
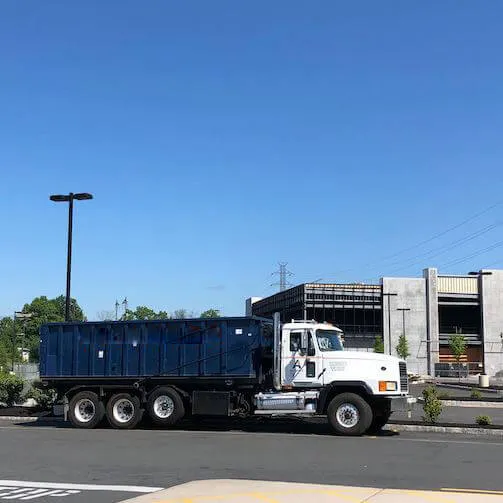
[316,330,343,351]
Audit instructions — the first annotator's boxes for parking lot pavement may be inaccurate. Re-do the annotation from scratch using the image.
[0,419,503,503]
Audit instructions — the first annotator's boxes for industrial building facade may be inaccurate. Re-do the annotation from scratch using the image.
[247,268,503,377]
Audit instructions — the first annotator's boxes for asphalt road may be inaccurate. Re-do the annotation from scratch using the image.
[0,419,502,503]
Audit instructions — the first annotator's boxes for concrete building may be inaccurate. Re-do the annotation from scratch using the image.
[247,268,503,377]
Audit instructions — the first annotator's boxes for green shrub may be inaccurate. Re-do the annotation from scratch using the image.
[0,374,24,407]
[373,336,384,353]
[475,415,491,426]
[26,380,57,410]
[470,389,482,399]
[422,385,443,424]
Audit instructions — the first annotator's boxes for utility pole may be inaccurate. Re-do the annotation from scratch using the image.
[382,292,398,355]
[122,297,128,319]
[115,300,120,321]
[271,262,293,292]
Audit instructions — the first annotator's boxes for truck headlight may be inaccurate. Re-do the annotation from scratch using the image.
[379,381,397,392]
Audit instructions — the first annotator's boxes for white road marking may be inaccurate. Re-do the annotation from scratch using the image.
[0,481,163,494]
[16,490,53,500]
[0,487,76,500]
[0,489,27,498]
[19,490,66,500]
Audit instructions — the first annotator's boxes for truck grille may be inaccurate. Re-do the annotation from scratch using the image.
[399,362,408,392]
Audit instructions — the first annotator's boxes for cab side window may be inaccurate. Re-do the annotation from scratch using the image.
[290,332,302,352]
[307,333,315,356]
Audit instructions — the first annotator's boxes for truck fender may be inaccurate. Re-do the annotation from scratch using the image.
[317,381,373,414]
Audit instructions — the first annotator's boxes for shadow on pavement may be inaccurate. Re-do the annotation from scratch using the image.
[15,416,399,437]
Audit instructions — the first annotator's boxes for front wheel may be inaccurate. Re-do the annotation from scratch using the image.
[327,392,373,436]
[368,400,392,433]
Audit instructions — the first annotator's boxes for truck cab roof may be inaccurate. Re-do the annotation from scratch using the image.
[282,320,343,332]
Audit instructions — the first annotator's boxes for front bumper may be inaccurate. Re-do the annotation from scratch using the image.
[390,395,417,412]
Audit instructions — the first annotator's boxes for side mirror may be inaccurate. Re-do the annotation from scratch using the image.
[307,347,316,357]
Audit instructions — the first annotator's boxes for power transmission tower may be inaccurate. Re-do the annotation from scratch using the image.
[271,262,294,292]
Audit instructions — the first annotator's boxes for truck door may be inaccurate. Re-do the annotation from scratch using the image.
[282,329,321,387]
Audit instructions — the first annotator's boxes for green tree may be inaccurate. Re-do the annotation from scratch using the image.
[172,309,189,319]
[200,309,221,318]
[373,336,384,354]
[124,306,170,321]
[8,296,85,364]
[449,333,466,381]
[396,334,410,360]
[0,317,16,371]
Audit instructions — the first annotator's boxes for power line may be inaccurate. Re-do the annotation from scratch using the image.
[271,262,294,292]
[387,222,502,274]
[303,201,502,280]
[439,240,503,269]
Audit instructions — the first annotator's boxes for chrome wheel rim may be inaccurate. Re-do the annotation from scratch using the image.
[153,395,175,419]
[113,398,135,423]
[336,403,360,428]
[74,399,96,423]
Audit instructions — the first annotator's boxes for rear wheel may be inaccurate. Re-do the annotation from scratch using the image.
[327,392,373,436]
[106,393,143,429]
[68,391,105,429]
[147,387,185,426]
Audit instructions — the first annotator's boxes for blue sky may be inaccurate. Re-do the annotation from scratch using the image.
[1,1,503,319]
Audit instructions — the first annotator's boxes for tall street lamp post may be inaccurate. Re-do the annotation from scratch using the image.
[50,192,93,321]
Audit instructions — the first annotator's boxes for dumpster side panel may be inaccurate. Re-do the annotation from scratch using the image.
[40,317,271,379]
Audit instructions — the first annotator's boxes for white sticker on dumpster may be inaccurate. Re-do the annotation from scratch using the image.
[98,350,104,359]
[235,328,243,335]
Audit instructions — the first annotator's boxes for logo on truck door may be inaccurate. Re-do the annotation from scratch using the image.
[329,360,347,372]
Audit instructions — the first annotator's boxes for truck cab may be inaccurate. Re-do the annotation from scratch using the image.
[281,320,407,396]
[254,315,412,435]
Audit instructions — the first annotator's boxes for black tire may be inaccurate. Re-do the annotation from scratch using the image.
[368,413,392,433]
[106,393,143,430]
[68,391,105,429]
[368,401,392,433]
[327,392,373,436]
[146,387,185,427]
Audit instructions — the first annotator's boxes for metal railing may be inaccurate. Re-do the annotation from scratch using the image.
[434,361,483,378]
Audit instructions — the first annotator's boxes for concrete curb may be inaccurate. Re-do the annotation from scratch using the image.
[414,397,503,407]
[439,400,503,408]
[118,479,503,503]
[387,424,503,436]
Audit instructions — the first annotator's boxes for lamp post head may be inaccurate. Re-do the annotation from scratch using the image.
[50,194,70,202]
[50,193,93,202]
[74,193,93,201]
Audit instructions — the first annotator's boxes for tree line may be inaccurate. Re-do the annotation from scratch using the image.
[0,296,221,370]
